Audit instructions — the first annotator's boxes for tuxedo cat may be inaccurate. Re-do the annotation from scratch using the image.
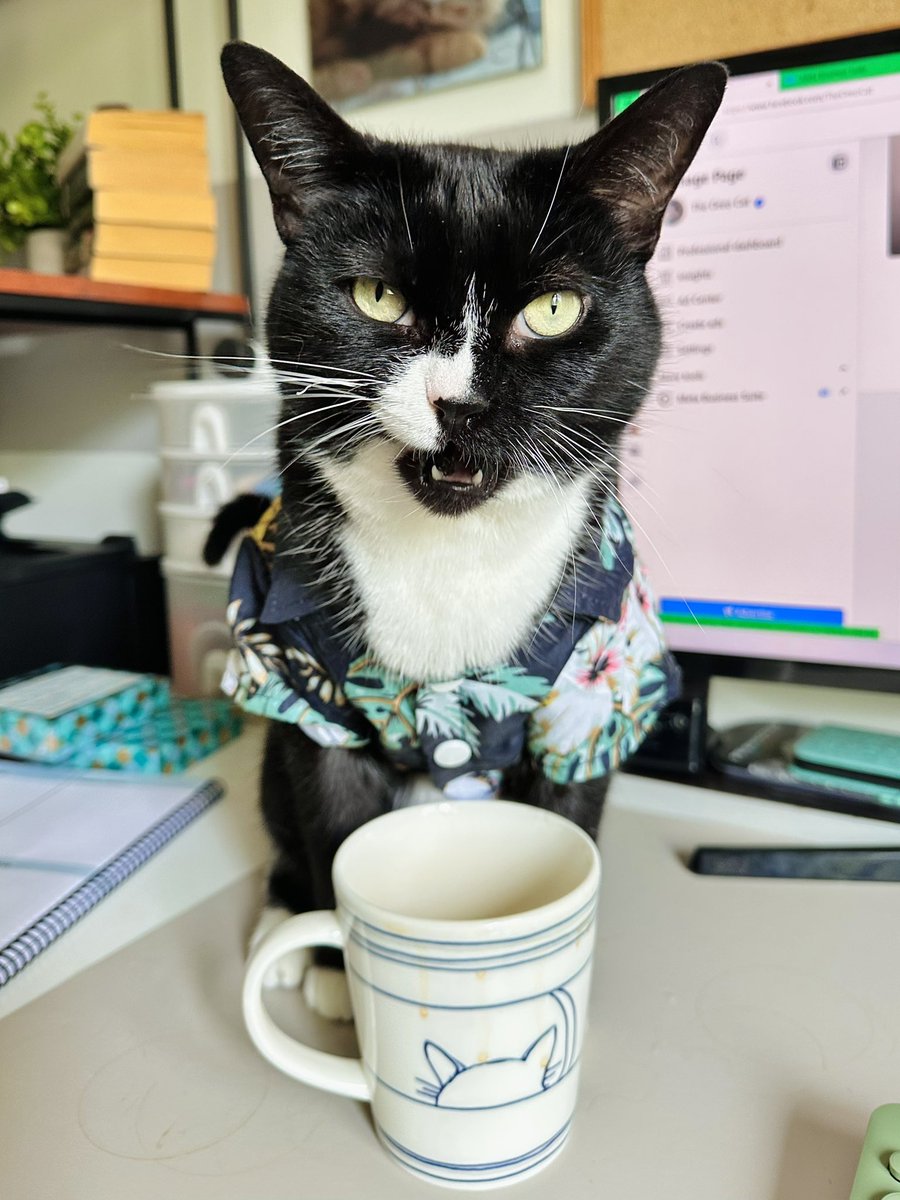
[218,42,725,1017]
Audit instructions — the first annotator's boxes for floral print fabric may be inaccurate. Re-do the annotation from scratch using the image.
[222,497,680,792]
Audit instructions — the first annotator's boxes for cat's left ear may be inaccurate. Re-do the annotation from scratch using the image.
[221,41,370,243]
[574,62,727,261]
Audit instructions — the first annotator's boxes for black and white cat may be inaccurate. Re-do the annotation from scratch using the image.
[217,42,725,1017]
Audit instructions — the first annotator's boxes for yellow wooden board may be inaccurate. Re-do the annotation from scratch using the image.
[582,0,899,105]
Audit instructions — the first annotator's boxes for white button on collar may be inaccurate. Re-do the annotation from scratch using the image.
[432,739,473,768]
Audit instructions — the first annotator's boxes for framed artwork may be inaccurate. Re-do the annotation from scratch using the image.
[306,0,543,111]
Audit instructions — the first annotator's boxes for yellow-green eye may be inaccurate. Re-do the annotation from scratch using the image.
[351,277,410,324]
[518,290,583,338]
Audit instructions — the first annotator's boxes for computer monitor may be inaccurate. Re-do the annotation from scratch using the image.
[598,30,900,695]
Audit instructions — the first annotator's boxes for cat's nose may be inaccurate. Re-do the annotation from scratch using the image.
[429,394,488,434]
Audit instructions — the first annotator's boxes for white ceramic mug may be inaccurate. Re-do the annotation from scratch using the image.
[243,800,601,1189]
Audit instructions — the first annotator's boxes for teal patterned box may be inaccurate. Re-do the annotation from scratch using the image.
[0,666,168,764]
[69,698,243,774]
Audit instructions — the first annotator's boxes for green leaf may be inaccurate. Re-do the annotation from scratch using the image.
[0,93,77,246]
[415,689,479,748]
[457,679,540,722]
[477,664,548,698]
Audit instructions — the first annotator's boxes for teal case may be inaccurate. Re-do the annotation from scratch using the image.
[790,724,900,795]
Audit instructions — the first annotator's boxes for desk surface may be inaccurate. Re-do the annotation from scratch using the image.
[4,697,900,1197]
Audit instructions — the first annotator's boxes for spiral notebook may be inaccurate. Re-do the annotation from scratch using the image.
[0,761,223,986]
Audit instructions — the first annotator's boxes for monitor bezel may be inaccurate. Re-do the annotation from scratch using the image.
[597,27,900,696]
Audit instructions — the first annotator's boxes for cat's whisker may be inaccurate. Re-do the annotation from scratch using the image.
[515,431,584,639]
[122,343,384,386]
[530,404,648,432]
[540,430,705,633]
[548,430,684,527]
[396,158,414,253]
[305,412,383,447]
[218,395,364,465]
[530,141,572,256]
[276,415,382,478]
[538,219,581,257]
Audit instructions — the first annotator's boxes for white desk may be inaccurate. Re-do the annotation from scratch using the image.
[3,683,900,1197]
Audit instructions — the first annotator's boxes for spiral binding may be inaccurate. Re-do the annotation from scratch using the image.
[0,780,222,987]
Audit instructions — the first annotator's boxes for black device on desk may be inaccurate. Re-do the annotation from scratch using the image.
[690,846,900,880]
[0,490,168,679]
[598,29,900,788]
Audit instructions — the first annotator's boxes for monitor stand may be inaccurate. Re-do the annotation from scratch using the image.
[624,673,900,826]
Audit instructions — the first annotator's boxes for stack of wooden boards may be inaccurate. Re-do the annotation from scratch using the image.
[58,107,216,291]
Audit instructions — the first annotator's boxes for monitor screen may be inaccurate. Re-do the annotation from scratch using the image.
[599,34,900,676]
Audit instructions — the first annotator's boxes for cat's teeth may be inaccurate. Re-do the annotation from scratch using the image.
[429,463,484,486]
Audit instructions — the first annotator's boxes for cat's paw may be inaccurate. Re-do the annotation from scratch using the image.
[303,964,353,1022]
[248,904,311,990]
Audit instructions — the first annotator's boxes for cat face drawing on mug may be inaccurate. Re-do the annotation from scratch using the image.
[416,985,577,1107]
[216,42,725,1019]
[420,1028,558,1108]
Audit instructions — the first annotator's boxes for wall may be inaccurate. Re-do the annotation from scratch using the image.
[0,0,243,551]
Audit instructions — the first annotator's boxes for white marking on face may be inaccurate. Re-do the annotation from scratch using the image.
[319,440,592,679]
[377,354,441,450]
[424,333,475,409]
[375,276,487,449]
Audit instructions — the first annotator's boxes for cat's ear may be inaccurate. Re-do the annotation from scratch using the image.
[522,1025,557,1074]
[424,1041,465,1086]
[574,62,727,261]
[221,40,369,243]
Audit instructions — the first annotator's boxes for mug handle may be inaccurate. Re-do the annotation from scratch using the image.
[242,910,370,1101]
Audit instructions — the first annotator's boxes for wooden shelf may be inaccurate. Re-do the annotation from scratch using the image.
[0,267,249,329]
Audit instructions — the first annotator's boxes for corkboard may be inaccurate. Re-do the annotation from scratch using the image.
[581,0,900,104]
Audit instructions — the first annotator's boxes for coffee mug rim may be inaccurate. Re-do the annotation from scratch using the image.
[332,799,601,940]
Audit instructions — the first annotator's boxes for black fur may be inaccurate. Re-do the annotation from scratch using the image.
[220,42,726,922]
[203,492,271,566]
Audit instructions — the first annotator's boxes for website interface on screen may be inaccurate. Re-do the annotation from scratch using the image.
[612,50,900,671]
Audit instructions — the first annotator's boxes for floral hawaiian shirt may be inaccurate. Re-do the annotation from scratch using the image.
[221,497,680,799]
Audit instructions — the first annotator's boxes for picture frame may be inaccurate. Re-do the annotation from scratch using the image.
[305,0,544,113]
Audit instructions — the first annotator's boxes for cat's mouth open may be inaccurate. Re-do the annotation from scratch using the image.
[396,444,499,515]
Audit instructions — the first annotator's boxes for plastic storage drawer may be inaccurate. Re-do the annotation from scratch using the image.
[152,376,280,455]
[162,560,232,697]
[160,449,273,510]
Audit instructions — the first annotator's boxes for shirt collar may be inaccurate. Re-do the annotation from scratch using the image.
[259,550,322,623]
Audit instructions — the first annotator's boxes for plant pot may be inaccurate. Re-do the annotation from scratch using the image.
[25,227,66,275]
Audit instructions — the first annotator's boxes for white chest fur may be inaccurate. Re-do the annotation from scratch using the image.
[320,441,591,680]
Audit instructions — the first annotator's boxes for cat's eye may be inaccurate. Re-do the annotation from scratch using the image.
[351,277,412,325]
[516,290,583,339]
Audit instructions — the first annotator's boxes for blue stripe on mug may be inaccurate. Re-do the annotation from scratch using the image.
[348,955,591,1011]
[347,909,595,971]
[377,1118,571,1183]
[348,919,594,975]
[342,890,598,948]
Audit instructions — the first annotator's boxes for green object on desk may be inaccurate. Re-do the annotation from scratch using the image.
[790,724,900,806]
[849,1104,900,1200]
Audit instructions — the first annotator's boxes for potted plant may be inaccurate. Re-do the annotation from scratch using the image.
[0,95,78,274]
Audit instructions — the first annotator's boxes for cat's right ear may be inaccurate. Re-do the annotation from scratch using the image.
[221,41,368,243]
